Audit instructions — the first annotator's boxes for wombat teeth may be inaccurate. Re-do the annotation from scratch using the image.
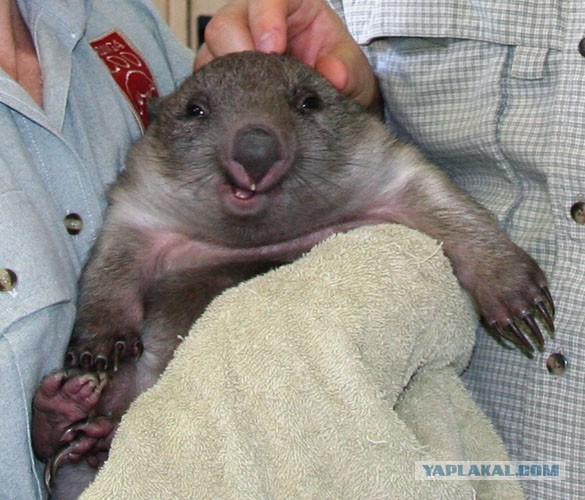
[232,186,256,200]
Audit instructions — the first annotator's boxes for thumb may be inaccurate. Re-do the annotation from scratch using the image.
[315,51,381,112]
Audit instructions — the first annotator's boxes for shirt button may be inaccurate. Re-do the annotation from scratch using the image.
[579,38,585,58]
[546,352,568,375]
[570,202,585,224]
[64,213,83,235]
[0,268,18,292]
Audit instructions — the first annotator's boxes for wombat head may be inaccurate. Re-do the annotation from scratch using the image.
[127,51,386,247]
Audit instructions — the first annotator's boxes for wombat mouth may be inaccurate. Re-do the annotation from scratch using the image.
[219,179,275,217]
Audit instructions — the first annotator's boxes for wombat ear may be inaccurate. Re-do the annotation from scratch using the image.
[147,96,162,123]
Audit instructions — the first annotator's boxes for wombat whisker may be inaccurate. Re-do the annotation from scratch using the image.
[299,168,344,193]
[293,171,337,209]
[344,160,385,174]
[174,169,215,191]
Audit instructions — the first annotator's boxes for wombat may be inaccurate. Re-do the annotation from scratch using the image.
[32,51,554,498]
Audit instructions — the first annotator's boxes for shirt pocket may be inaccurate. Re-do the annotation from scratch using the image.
[0,190,76,334]
[344,0,561,49]
[342,0,560,211]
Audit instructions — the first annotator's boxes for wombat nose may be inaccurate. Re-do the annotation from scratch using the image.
[232,127,282,183]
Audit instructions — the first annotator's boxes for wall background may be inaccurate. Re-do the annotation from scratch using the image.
[153,0,228,49]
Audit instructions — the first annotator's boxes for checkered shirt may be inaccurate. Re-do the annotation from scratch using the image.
[330,1,585,498]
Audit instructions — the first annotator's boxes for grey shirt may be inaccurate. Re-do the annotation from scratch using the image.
[0,0,193,497]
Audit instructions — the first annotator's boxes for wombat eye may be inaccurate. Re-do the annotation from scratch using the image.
[299,94,322,112]
[186,102,207,118]
[294,90,322,114]
[301,95,321,109]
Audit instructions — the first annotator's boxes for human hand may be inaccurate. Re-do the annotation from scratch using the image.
[195,0,380,111]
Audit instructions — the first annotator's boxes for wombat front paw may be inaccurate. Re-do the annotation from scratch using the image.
[484,287,554,352]
[473,254,555,353]
[66,327,143,372]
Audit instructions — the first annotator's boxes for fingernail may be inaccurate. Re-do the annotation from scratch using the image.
[257,32,275,53]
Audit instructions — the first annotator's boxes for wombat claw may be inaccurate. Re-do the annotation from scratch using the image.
[522,313,544,347]
[65,339,143,373]
[44,416,116,492]
[541,286,555,315]
[536,293,555,331]
[111,339,144,371]
[43,419,91,492]
[489,286,555,353]
[44,442,75,492]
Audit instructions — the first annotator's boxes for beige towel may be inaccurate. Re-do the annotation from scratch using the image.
[81,224,524,499]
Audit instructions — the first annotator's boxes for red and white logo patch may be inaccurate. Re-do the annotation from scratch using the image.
[90,31,159,130]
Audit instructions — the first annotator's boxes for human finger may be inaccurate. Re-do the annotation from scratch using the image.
[194,0,256,69]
